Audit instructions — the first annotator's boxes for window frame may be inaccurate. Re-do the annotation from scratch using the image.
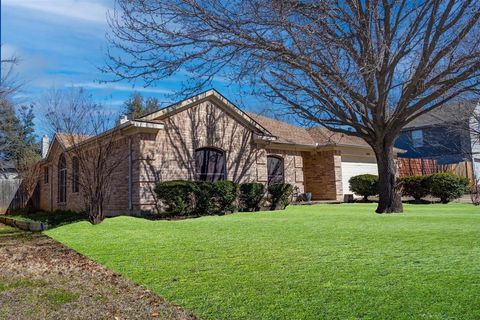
[194,147,227,182]
[72,156,79,193]
[57,154,67,203]
[267,155,285,186]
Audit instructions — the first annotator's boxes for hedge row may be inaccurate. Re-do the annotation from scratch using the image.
[349,173,469,203]
[400,173,469,203]
[154,180,293,217]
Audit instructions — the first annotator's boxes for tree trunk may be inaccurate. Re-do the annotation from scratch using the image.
[87,195,105,225]
[374,142,403,213]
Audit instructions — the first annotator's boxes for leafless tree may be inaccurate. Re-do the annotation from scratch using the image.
[0,53,23,102]
[44,88,126,224]
[105,0,480,213]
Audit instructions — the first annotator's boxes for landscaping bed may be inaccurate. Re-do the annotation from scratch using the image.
[47,203,480,320]
[0,225,196,320]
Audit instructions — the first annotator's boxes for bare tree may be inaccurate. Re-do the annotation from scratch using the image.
[0,54,23,102]
[105,0,480,213]
[44,88,126,224]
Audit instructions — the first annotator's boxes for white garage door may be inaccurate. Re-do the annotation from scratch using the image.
[341,161,378,195]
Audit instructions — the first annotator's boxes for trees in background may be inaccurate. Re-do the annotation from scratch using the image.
[0,53,39,176]
[106,0,480,213]
[44,88,125,224]
[124,92,160,119]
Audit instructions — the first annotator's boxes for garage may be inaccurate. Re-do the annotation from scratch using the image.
[341,160,378,195]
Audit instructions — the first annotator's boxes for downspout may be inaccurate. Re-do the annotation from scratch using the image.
[128,137,133,212]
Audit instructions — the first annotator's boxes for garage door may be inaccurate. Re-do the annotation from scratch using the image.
[341,161,378,195]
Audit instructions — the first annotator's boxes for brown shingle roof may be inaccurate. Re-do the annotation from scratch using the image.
[247,113,316,145]
[247,112,370,147]
[55,133,91,149]
[307,127,369,147]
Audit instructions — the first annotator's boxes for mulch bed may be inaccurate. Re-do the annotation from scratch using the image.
[0,226,197,320]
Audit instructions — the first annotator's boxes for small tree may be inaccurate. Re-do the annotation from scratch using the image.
[44,88,125,224]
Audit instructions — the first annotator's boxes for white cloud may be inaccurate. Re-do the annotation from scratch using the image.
[3,0,110,23]
[69,82,174,94]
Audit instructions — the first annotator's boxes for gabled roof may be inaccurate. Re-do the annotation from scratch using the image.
[42,120,165,162]
[140,89,274,137]
[404,100,479,129]
[55,133,91,149]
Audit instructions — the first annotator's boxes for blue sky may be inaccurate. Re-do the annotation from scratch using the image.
[1,0,265,136]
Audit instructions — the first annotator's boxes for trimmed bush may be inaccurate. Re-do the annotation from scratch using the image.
[268,183,293,210]
[213,180,239,213]
[239,183,265,211]
[400,175,430,202]
[193,181,215,215]
[348,174,379,201]
[154,180,197,216]
[427,173,469,204]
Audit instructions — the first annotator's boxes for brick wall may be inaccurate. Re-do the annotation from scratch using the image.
[134,101,306,212]
[303,150,343,200]
[38,137,130,216]
[38,101,310,215]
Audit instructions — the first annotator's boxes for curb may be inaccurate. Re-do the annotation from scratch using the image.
[0,216,48,231]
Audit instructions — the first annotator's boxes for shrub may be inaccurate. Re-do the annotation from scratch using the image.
[193,181,215,215]
[239,183,265,211]
[154,180,197,216]
[268,183,293,210]
[348,174,379,201]
[400,175,430,202]
[427,173,469,204]
[212,180,239,213]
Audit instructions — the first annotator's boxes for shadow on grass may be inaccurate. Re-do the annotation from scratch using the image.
[6,210,88,229]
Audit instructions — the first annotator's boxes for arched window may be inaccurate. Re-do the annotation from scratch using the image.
[267,155,284,185]
[72,157,79,193]
[58,154,67,203]
[195,147,226,182]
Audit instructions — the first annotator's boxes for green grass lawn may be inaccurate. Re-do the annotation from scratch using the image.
[46,204,480,320]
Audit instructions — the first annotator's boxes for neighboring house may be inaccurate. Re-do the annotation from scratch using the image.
[37,90,400,215]
[395,101,480,179]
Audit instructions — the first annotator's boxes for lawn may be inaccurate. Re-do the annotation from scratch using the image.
[46,204,480,320]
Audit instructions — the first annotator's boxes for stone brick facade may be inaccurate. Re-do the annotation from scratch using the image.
[133,101,305,212]
[36,90,383,216]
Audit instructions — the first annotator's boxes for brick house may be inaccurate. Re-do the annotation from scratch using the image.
[37,90,395,216]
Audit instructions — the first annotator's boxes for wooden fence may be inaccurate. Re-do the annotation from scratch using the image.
[398,158,475,182]
[0,178,22,214]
